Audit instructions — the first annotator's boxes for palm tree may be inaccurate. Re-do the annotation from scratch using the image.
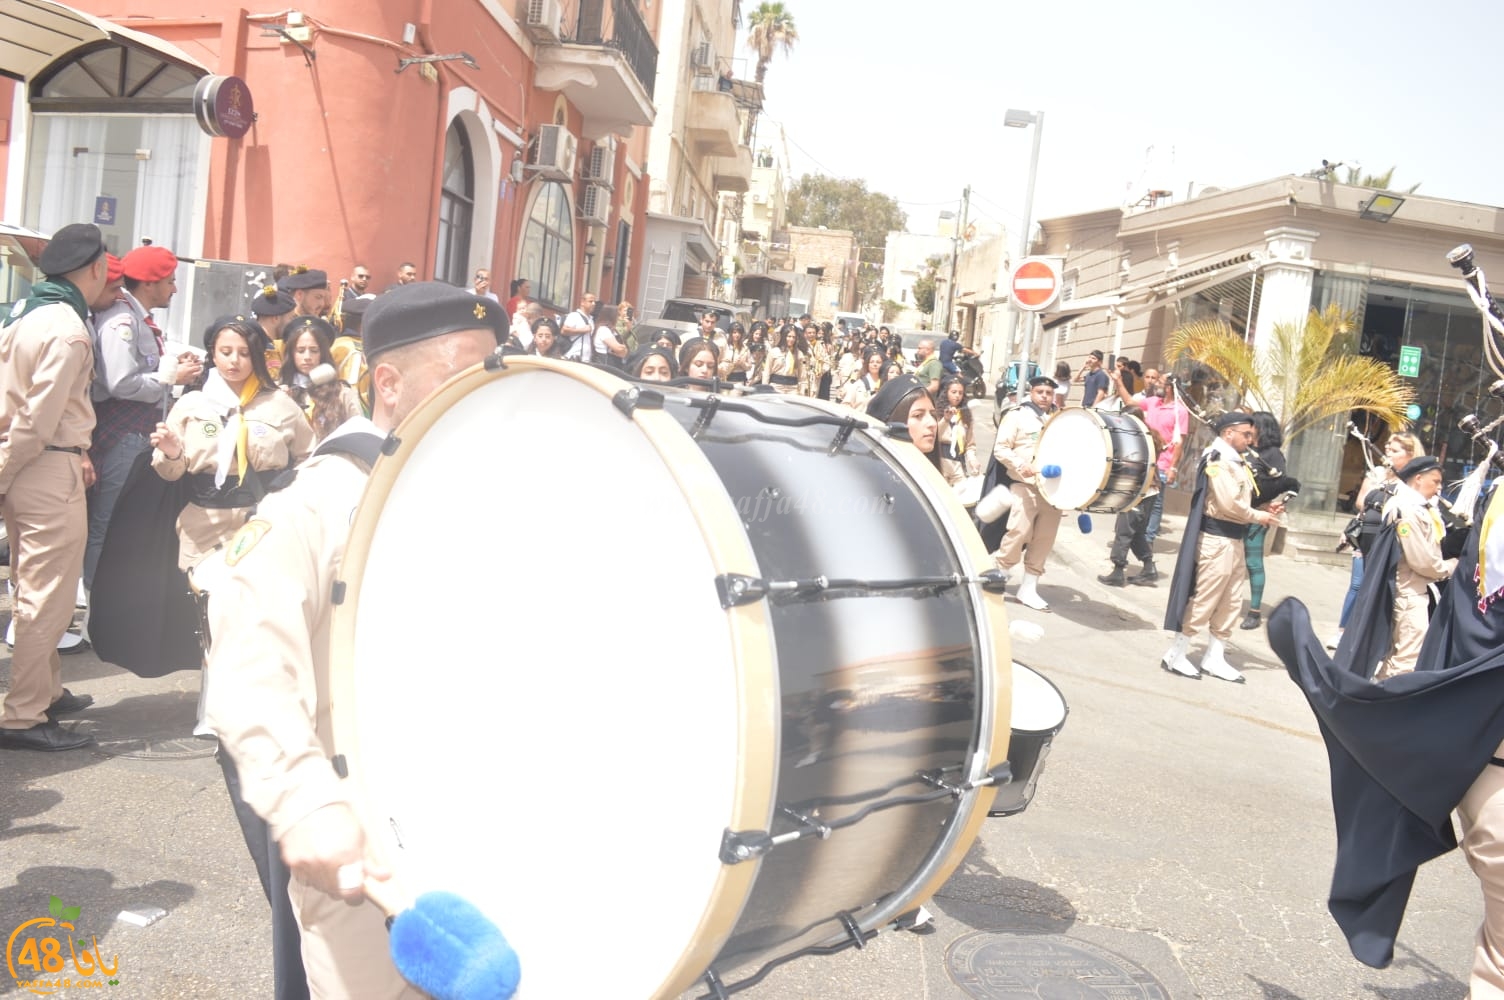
[1341,164,1421,194]
[1164,304,1413,440]
[742,3,796,145]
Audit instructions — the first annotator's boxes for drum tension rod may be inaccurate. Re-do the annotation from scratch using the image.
[828,419,859,455]
[717,572,1009,608]
[690,394,721,438]
[919,762,1014,798]
[612,386,665,416]
[719,807,831,865]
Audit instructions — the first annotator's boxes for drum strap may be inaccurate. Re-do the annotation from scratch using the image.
[1492,756,1504,768]
[265,431,388,494]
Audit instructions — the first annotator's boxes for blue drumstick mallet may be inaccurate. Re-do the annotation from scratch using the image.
[1077,513,1093,534]
[1040,464,1062,478]
[378,887,521,999]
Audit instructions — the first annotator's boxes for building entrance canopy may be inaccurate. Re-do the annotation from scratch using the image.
[0,0,206,82]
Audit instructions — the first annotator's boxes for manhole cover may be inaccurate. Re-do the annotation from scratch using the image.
[92,735,217,760]
[946,933,1169,999]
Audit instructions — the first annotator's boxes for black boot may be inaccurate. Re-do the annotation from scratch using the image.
[1130,560,1159,586]
[1239,609,1262,630]
[1097,564,1127,587]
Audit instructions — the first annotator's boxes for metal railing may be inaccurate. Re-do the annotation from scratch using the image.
[572,0,659,99]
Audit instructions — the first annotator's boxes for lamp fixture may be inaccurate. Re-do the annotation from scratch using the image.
[1358,191,1405,222]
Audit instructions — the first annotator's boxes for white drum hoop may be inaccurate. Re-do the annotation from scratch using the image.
[1034,407,1155,514]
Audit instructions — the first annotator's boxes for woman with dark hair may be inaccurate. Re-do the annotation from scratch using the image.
[883,358,906,384]
[530,316,565,358]
[150,316,314,572]
[627,345,676,382]
[762,323,806,395]
[937,375,979,485]
[679,336,720,380]
[1053,360,1071,409]
[279,316,363,440]
[1240,410,1300,630]
[652,330,682,351]
[840,348,886,410]
[720,323,752,383]
[867,374,940,470]
[592,303,627,368]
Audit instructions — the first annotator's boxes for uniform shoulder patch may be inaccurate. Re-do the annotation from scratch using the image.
[1396,522,1411,538]
[225,519,272,567]
[1206,465,1221,477]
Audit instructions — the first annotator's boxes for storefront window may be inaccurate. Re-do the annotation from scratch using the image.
[519,183,574,310]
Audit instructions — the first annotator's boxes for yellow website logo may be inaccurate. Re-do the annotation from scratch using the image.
[6,896,120,994]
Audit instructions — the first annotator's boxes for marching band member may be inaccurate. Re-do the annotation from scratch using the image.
[1372,455,1455,680]
[992,375,1062,611]
[279,317,364,442]
[1161,412,1281,682]
[866,374,940,471]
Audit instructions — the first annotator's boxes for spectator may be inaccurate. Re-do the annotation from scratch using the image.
[841,348,886,410]
[561,291,596,362]
[1052,361,1071,408]
[1240,411,1300,630]
[938,330,976,375]
[937,375,979,485]
[530,316,564,358]
[506,278,531,318]
[470,268,500,302]
[720,324,753,383]
[392,262,418,289]
[592,303,627,367]
[509,301,542,352]
[1098,405,1167,587]
[343,265,372,299]
[1078,350,1109,407]
[913,338,944,397]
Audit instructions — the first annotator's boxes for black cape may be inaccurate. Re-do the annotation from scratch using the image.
[89,449,200,677]
[1267,488,1504,968]
[1162,449,1225,632]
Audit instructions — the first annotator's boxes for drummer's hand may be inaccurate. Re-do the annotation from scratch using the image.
[80,454,97,490]
[1019,464,1036,479]
[281,802,390,904]
[150,422,182,460]
[1266,501,1286,516]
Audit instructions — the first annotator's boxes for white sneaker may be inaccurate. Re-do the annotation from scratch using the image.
[1161,634,1199,678]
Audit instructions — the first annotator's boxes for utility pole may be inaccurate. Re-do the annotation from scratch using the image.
[943,185,969,333]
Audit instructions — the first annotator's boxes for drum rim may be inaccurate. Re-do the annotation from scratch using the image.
[1009,660,1070,737]
[768,395,1014,932]
[1038,406,1155,514]
[327,356,780,999]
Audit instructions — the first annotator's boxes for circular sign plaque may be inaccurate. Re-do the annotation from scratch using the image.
[193,75,256,139]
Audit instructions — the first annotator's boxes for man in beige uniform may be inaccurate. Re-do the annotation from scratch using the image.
[1161,411,1281,683]
[0,224,109,751]
[1375,455,1454,681]
[206,282,503,996]
[993,375,1062,611]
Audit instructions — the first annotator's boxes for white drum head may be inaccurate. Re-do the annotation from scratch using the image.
[1034,409,1110,510]
[335,362,773,998]
[1010,661,1067,735]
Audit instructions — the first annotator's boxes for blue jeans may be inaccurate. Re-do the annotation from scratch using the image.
[1339,553,1364,628]
[84,431,150,590]
[1144,468,1168,547]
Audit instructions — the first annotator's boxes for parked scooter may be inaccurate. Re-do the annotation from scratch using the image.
[959,354,987,399]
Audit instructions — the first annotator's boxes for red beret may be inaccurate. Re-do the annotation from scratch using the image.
[122,245,177,282]
[105,254,125,283]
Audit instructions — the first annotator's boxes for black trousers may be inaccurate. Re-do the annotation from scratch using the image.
[218,749,310,1000]
[1109,502,1154,567]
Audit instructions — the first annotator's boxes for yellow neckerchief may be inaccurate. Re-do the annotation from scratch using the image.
[784,347,796,375]
[951,411,967,456]
[1425,501,1446,543]
[233,374,262,482]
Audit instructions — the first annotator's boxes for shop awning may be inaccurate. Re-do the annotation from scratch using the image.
[0,0,207,82]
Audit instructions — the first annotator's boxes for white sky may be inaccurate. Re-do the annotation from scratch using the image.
[738,0,1504,238]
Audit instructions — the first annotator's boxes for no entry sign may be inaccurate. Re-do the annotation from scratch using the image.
[1010,257,1062,312]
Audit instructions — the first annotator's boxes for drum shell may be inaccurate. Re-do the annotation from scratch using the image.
[1035,407,1155,514]
[988,661,1067,818]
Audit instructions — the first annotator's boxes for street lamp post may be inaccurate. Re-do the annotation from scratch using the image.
[997,108,1044,400]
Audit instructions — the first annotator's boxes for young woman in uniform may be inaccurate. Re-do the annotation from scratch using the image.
[278,316,362,441]
[937,374,980,485]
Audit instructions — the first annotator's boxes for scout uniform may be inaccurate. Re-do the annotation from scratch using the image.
[0,224,107,750]
[1161,412,1267,682]
[206,284,503,997]
[251,285,297,382]
[993,375,1062,610]
[1375,457,1454,680]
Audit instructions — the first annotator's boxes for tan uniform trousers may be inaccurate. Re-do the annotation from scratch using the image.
[997,483,1061,577]
[1180,534,1245,641]
[1457,755,1504,1000]
[1375,591,1429,681]
[1,451,86,728]
[289,879,421,999]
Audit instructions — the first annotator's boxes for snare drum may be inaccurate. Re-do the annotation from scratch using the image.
[988,662,1068,817]
[330,357,1012,998]
[1034,407,1155,513]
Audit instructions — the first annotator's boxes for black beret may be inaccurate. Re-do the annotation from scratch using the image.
[363,282,505,361]
[865,374,929,423]
[1028,375,1059,389]
[283,315,337,344]
[40,223,107,276]
[1398,455,1442,482]
[250,285,296,318]
[203,314,267,352]
[278,268,328,292]
[1214,411,1254,432]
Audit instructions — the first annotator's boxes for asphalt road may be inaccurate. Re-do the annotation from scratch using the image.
[0,395,1483,999]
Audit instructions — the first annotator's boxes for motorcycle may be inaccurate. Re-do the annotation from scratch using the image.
[959,354,987,400]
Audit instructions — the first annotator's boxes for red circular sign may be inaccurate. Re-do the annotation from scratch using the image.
[1010,258,1061,312]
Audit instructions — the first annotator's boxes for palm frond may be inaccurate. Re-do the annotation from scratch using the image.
[1164,320,1267,408]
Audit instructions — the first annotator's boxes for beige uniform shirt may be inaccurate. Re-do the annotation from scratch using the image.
[205,430,372,839]
[0,301,96,493]
[1203,443,1260,524]
[1384,490,1455,594]
[152,387,315,569]
[993,403,1050,482]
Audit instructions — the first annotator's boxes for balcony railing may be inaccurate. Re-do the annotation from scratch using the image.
[572,0,659,100]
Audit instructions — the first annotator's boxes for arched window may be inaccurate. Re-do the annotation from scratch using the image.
[32,42,199,112]
[519,183,575,310]
[434,120,475,287]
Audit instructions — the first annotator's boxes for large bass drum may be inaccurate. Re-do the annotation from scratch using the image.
[329,357,1012,998]
[1034,406,1155,514]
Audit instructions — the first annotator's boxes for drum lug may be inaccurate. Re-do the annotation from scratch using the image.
[828,419,858,456]
[690,394,721,438]
[379,433,401,457]
[612,386,664,416]
[482,352,507,372]
[719,827,774,864]
[716,573,767,608]
[977,569,1010,594]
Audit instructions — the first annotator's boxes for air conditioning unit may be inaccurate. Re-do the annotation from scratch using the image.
[690,43,712,71]
[580,184,611,226]
[528,123,576,181]
[582,139,615,186]
[750,193,765,204]
[525,0,562,44]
